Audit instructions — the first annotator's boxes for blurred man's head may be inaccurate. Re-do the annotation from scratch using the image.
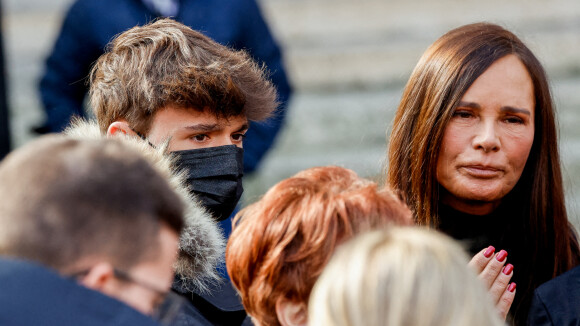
[0,135,184,316]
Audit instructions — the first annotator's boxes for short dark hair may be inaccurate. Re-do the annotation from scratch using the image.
[90,18,278,135]
[0,135,184,272]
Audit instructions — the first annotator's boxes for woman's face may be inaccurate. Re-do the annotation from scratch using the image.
[436,54,535,215]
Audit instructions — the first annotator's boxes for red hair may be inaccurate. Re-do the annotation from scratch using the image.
[226,166,412,326]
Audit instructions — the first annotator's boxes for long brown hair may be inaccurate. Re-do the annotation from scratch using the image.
[387,22,579,324]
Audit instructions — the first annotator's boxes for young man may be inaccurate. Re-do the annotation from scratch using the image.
[72,18,279,325]
[0,135,187,325]
[37,0,291,176]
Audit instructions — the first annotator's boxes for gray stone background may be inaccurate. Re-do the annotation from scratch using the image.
[3,0,580,228]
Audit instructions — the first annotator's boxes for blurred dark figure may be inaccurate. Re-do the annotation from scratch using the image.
[36,0,292,175]
[0,1,10,160]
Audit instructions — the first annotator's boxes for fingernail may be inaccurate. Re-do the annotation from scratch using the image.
[496,250,508,262]
[483,246,495,258]
[508,282,516,292]
[503,264,514,275]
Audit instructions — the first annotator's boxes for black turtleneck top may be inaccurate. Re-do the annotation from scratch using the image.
[437,203,529,326]
[438,204,511,256]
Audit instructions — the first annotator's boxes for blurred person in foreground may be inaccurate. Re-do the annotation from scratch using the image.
[386,22,580,325]
[66,18,278,325]
[309,227,505,326]
[527,261,580,324]
[37,0,292,179]
[0,135,186,325]
[226,166,413,326]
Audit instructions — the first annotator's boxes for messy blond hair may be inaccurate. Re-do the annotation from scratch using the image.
[89,18,278,134]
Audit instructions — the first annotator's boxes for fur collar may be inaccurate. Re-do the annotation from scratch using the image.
[64,119,225,293]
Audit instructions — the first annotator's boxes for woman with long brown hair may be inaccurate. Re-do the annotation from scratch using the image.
[386,22,580,325]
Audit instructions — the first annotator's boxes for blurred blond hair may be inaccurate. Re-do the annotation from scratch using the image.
[308,227,505,326]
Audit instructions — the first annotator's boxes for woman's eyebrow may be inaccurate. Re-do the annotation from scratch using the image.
[500,106,531,116]
[457,101,481,109]
[458,101,531,116]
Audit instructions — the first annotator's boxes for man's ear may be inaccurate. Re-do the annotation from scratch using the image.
[107,120,138,137]
[78,262,115,292]
[275,297,308,326]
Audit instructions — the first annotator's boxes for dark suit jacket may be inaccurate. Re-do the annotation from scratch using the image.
[528,265,580,325]
[0,258,161,326]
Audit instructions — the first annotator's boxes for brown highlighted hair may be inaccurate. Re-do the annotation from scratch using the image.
[90,18,278,134]
[226,166,412,326]
[0,135,184,272]
[386,22,579,325]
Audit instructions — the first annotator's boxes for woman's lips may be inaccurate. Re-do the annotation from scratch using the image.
[461,165,503,178]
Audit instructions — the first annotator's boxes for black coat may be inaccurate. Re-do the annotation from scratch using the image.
[0,258,160,326]
[527,265,580,326]
[172,277,253,326]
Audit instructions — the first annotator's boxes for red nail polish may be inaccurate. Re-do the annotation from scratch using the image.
[503,264,514,275]
[496,250,508,262]
[483,246,495,258]
[508,283,516,292]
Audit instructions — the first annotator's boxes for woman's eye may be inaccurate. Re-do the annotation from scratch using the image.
[505,116,524,124]
[452,110,473,119]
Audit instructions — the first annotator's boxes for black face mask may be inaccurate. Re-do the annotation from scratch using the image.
[171,145,244,221]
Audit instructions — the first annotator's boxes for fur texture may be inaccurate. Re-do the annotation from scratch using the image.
[64,118,225,293]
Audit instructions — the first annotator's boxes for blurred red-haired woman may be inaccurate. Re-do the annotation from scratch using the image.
[226,166,412,326]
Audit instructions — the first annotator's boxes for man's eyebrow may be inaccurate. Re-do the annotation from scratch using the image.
[236,123,250,132]
[500,106,531,116]
[183,123,221,132]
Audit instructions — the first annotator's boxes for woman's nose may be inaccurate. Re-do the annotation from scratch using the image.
[472,122,500,153]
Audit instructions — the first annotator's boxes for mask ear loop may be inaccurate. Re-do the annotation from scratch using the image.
[135,130,157,149]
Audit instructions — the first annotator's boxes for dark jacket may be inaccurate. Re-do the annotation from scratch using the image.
[0,258,161,326]
[39,0,292,174]
[173,278,253,326]
[527,265,580,326]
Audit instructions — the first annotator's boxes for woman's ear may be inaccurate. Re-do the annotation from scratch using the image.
[275,297,308,326]
[107,120,137,137]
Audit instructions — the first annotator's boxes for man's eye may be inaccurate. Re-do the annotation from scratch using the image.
[232,133,246,141]
[192,134,208,141]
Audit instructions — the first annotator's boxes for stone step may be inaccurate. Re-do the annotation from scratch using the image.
[259,0,580,90]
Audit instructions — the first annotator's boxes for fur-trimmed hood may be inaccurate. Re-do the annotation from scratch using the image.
[64,119,225,293]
